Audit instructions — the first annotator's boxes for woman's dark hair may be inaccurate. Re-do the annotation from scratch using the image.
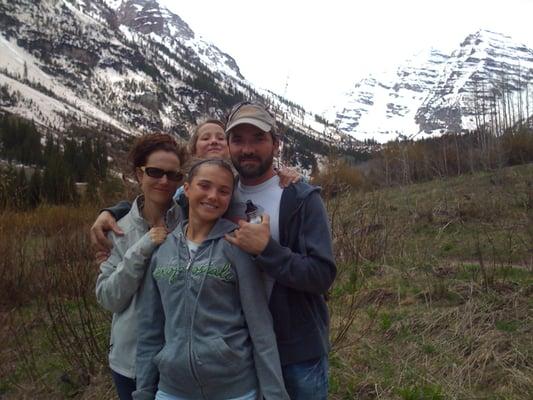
[188,119,225,156]
[186,157,235,187]
[128,133,188,179]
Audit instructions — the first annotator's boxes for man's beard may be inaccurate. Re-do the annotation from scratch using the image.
[232,154,274,180]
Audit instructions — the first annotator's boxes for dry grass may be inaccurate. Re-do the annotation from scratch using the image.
[326,164,533,400]
[328,253,532,398]
[0,205,112,398]
[1,164,532,399]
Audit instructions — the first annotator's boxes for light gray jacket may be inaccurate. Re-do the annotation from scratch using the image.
[95,196,181,378]
[133,218,289,400]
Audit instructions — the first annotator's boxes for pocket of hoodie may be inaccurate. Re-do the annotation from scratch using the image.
[153,342,190,384]
[211,336,244,365]
[194,336,252,382]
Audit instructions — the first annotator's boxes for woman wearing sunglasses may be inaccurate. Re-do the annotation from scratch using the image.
[96,133,188,400]
[134,158,289,400]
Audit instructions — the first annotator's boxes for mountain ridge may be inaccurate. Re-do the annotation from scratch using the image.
[0,0,362,172]
[335,29,533,143]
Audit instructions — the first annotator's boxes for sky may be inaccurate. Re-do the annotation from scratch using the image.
[160,0,533,115]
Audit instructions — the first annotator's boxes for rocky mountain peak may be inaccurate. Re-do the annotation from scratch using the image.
[460,29,511,48]
[336,30,533,143]
[1,0,360,173]
[110,0,244,80]
[116,0,194,40]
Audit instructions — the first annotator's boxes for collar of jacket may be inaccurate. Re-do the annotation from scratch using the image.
[171,217,238,242]
[278,181,321,246]
[130,195,182,232]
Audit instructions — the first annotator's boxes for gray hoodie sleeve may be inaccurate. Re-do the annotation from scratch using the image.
[228,243,290,400]
[95,231,157,313]
[133,256,165,400]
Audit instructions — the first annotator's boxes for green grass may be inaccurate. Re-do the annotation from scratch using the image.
[327,164,533,399]
[396,384,445,400]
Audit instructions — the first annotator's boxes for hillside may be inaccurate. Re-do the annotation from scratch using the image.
[0,163,531,399]
[335,30,533,143]
[327,163,533,399]
[0,0,362,171]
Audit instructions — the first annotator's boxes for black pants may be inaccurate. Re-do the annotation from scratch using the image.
[111,370,136,400]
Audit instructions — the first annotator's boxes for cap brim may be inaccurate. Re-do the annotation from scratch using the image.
[225,118,271,135]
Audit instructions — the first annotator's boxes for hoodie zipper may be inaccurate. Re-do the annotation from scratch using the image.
[182,234,201,385]
[177,221,230,389]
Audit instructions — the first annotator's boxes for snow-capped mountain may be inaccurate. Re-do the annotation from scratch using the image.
[0,0,357,170]
[336,30,533,143]
[111,0,244,80]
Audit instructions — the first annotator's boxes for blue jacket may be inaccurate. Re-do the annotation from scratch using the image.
[256,181,336,365]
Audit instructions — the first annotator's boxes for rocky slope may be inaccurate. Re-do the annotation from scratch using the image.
[0,0,359,171]
[335,30,533,143]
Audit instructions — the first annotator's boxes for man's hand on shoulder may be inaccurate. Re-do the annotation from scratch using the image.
[225,214,271,256]
[90,210,124,264]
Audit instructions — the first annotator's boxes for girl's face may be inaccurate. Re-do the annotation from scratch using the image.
[136,150,181,207]
[194,123,229,159]
[184,164,234,224]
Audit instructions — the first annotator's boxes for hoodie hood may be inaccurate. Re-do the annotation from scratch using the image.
[129,195,182,232]
[171,217,237,242]
[291,180,321,201]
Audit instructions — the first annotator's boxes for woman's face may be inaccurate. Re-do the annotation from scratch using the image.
[184,164,234,224]
[136,150,181,207]
[194,123,229,159]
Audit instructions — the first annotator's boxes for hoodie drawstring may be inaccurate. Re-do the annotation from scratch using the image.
[189,240,215,332]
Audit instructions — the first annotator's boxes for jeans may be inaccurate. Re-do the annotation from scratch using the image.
[282,356,328,400]
[111,370,136,400]
[155,389,258,400]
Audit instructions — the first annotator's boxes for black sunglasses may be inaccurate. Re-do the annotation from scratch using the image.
[140,166,184,182]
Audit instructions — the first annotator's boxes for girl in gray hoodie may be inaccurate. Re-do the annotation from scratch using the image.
[134,158,289,400]
[96,134,187,400]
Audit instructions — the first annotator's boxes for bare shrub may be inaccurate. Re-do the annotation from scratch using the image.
[326,189,404,353]
[41,229,109,380]
[0,205,110,396]
[313,156,366,198]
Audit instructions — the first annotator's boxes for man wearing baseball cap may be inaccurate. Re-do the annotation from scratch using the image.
[224,102,336,400]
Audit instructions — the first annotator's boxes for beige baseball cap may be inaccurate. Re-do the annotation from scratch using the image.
[225,103,276,135]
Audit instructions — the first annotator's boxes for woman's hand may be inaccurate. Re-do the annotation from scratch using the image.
[277,165,301,188]
[149,227,168,245]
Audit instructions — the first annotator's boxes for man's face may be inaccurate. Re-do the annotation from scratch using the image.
[228,124,278,181]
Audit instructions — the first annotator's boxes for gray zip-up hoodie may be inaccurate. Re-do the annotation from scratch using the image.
[95,196,181,379]
[133,218,289,400]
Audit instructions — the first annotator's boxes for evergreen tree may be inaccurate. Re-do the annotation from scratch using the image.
[64,138,81,180]
[43,134,59,163]
[79,138,93,181]
[93,137,108,179]
[20,122,42,165]
[0,116,18,161]
[43,154,77,204]
[0,166,16,209]
[85,165,99,203]
[14,167,29,209]
[28,168,42,209]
